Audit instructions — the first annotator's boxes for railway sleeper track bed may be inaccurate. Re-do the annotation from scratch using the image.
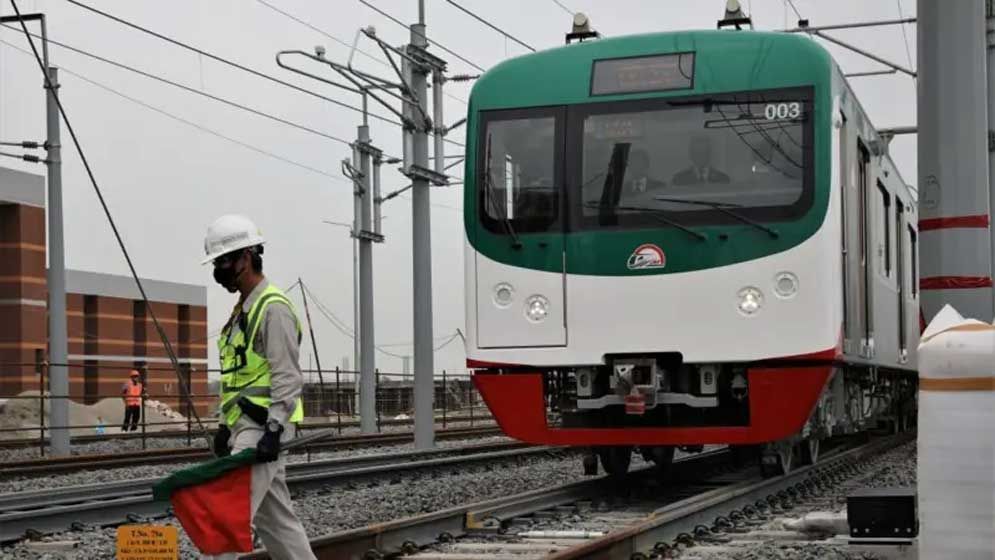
[245,432,912,560]
[0,426,503,477]
[0,439,552,543]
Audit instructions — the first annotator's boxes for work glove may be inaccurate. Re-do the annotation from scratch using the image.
[256,421,284,463]
[213,424,231,457]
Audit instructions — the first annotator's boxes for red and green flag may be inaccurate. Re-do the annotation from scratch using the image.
[152,449,256,555]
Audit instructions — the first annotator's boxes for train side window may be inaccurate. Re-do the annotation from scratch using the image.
[877,181,891,278]
[479,112,561,234]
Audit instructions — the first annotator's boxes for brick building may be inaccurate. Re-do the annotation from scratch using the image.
[0,166,210,416]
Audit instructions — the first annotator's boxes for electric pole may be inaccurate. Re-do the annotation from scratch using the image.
[918,0,993,322]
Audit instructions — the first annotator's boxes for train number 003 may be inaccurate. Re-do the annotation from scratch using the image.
[764,102,801,120]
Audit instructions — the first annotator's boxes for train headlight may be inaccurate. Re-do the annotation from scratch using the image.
[524,295,550,322]
[736,287,764,316]
[774,272,799,299]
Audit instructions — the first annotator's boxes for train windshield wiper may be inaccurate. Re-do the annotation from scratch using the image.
[483,133,523,249]
[653,196,780,239]
[585,202,707,241]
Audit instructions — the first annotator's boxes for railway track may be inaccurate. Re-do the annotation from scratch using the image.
[0,439,557,543]
[0,415,495,449]
[0,425,502,477]
[243,433,911,559]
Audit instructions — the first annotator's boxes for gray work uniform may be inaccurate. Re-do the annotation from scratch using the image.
[203,279,317,560]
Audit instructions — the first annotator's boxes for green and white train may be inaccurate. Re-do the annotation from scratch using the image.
[463,19,918,475]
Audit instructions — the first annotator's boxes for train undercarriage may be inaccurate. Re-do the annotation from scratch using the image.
[473,356,917,478]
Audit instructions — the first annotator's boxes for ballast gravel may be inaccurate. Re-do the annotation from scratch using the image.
[0,418,495,463]
[0,434,510,494]
[2,447,588,559]
[676,441,917,560]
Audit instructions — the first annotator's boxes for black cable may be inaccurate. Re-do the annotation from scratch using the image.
[355,0,487,72]
[0,39,341,180]
[442,0,536,52]
[549,0,574,16]
[9,0,211,442]
[785,0,803,20]
[0,23,352,146]
[64,0,404,128]
[255,0,385,68]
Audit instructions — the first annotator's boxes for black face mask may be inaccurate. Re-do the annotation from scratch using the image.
[212,256,244,293]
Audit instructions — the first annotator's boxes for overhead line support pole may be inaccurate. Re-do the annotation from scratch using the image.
[403,9,448,450]
[356,110,384,434]
[987,0,995,317]
[3,11,68,456]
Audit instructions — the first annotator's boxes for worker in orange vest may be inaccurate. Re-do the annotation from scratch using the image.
[121,370,144,432]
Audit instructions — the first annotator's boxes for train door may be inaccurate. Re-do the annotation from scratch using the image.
[896,199,907,356]
[838,113,851,351]
[474,107,567,348]
[856,140,873,355]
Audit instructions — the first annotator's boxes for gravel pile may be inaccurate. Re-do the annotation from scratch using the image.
[0,435,513,494]
[2,448,587,559]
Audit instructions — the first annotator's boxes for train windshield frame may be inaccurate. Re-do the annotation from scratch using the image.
[569,86,815,232]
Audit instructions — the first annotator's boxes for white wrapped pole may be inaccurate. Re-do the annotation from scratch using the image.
[917,304,995,558]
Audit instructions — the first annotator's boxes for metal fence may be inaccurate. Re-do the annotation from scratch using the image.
[0,361,490,456]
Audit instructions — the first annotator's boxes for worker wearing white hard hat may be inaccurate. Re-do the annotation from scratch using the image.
[200,214,316,560]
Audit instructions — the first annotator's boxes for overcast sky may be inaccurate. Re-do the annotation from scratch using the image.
[0,0,917,377]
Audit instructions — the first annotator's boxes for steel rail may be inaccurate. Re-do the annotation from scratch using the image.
[0,416,495,449]
[242,449,735,559]
[0,426,502,477]
[546,433,913,559]
[243,434,910,559]
[0,440,546,542]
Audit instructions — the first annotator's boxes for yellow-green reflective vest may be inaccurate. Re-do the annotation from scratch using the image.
[217,283,304,426]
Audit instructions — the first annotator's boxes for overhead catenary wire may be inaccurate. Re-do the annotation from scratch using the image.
[355,0,486,73]
[784,0,803,21]
[64,0,405,128]
[0,37,342,181]
[0,29,459,210]
[254,0,385,68]
[442,0,536,52]
[298,280,462,359]
[0,23,353,146]
[8,0,210,440]
[256,0,468,106]
[895,0,914,74]
[549,0,575,16]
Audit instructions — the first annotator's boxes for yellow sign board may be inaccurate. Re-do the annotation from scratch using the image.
[116,525,178,560]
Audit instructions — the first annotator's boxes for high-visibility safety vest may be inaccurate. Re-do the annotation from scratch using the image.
[124,382,142,406]
[217,283,304,427]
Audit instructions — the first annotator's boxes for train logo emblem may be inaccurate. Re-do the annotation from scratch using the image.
[627,244,666,270]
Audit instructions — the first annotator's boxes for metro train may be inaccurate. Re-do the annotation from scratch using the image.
[463,17,919,476]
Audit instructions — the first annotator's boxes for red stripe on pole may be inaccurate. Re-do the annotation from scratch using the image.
[920,276,994,290]
[919,214,990,231]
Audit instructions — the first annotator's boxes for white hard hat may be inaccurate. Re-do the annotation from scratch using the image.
[202,214,265,265]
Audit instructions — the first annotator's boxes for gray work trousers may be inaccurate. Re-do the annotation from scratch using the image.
[201,422,316,560]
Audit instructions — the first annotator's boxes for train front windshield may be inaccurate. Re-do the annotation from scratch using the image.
[476,88,813,236]
[577,89,814,230]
